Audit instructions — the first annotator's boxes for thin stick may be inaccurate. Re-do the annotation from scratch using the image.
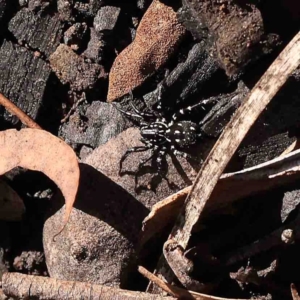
[139,266,184,298]
[291,283,300,300]
[150,31,300,290]
[280,139,300,156]
[141,147,300,246]
[138,266,248,300]
[0,93,42,129]
[2,272,174,300]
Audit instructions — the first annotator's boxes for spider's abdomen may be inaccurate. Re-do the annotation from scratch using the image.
[166,121,198,148]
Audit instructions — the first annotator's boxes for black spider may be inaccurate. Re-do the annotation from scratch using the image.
[115,89,205,181]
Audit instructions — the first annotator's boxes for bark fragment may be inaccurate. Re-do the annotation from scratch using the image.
[8,8,63,57]
[0,40,51,126]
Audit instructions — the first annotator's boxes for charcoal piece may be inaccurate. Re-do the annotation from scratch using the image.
[89,0,104,15]
[8,8,63,57]
[57,0,73,21]
[144,42,220,111]
[201,82,249,137]
[73,2,89,17]
[83,28,105,63]
[281,190,300,223]
[80,145,93,160]
[0,0,8,22]
[74,0,105,17]
[0,247,7,279]
[50,44,106,91]
[237,74,300,168]
[28,0,53,12]
[13,251,45,275]
[19,0,28,6]
[177,4,207,41]
[137,0,152,11]
[64,22,88,52]
[94,6,121,34]
[178,0,280,75]
[238,132,295,169]
[0,40,51,125]
[60,101,131,148]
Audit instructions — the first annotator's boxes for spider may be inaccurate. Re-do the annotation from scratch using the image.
[115,89,206,181]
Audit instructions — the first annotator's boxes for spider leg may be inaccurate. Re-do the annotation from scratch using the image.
[130,102,156,118]
[168,102,207,126]
[156,146,168,178]
[114,103,144,119]
[170,145,202,163]
[119,145,153,175]
[154,84,166,116]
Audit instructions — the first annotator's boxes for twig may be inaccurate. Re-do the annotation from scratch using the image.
[148,31,300,292]
[60,92,86,123]
[138,266,246,300]
[141,146,300,247]
[2,272,174,300]
[0,93,42,129]
[230,263,290,298]
[291,283,300,300]
[139,265,192,298]
[220,210,300,266]
[280,139,300,156]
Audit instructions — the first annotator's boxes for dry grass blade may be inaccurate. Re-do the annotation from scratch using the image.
[150,31,300,290]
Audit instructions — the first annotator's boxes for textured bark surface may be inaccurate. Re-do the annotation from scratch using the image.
[2,273,174,300]
[0,40,51,125]
[178,0,280,75]
[8,8,63,57]
[50,44,106,92]
[148,31,300,293]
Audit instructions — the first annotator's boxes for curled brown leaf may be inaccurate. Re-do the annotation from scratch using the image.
[0,128,80,226]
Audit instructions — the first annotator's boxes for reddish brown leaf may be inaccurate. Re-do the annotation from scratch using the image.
[0,128,80,226]
[107,0,186,101]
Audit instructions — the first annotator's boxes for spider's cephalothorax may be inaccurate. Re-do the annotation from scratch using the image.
[115,91,205,180]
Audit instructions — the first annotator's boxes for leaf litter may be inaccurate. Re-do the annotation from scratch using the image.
[0,128,80,230]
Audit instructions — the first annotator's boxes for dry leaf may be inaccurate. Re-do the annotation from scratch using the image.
[0,179,25,221]
[0,128,80,226]
[107,0,185,101]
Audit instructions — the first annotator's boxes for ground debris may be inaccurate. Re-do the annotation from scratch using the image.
[8,8,63,57]
[0,40,51,126]
[107,0,186,101]
[50,44,106,92]
[94,6,121,34]
[83,27,106,63]
[2,272,175,300]
[60,101,131,150]
[64,22,88,52]
[83,127,199,209]
[178,0,281,75]
[43,163,148,288]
